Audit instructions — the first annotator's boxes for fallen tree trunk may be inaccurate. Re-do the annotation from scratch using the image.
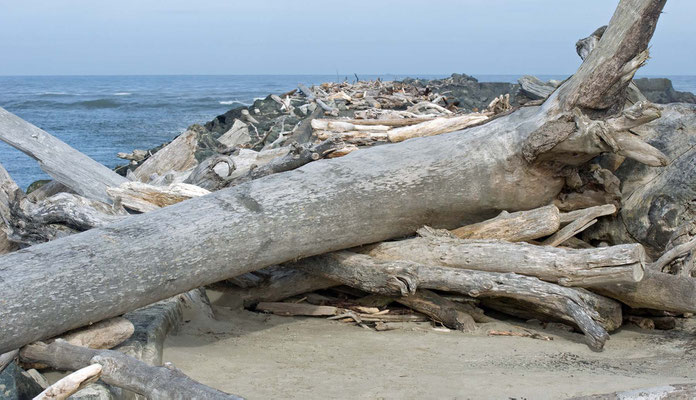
[363,236,645,287]
[20,340,241,400]
[0,0,665,353]
[0,107,127,203]
[293,251,619,350]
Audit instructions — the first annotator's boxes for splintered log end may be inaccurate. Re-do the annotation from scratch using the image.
[556,0,666,111]
[35,363,102,400]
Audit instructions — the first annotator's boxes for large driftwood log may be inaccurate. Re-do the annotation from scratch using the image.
[20,340,241,400]
[364,236,645,287]
[0,0,665,353]
[294,251,619,350]
[0,107,127,203]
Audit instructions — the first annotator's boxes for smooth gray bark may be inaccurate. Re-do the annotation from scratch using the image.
[0,105,565,353]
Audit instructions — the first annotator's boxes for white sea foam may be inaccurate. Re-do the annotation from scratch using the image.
[219,100,250,106]
[114,92,132,96]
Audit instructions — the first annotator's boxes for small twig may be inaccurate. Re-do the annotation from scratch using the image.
[487,330,553,341]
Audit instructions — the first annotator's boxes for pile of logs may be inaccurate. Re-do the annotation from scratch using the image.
[1,0,695,398]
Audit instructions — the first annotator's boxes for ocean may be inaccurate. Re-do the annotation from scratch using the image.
[1,74,694,190]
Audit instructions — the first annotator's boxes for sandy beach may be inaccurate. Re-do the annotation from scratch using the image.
[163,289,696,399]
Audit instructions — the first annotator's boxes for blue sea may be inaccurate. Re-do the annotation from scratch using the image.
[1,74,694,190]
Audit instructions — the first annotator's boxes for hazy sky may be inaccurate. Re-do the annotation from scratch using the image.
[0,0,693,76]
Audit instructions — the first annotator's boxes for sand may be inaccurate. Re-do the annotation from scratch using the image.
[163,291,696,399]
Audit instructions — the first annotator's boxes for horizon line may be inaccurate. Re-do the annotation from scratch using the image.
[0,72,691,78]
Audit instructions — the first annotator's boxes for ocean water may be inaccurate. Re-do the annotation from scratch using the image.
[0,74,694,190]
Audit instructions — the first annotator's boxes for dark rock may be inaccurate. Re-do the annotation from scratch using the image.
[0,362,44,399]
[25,179,50,195]
[634,78,696,104]
[424,73,522,112]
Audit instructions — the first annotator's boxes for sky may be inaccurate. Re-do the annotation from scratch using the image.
[0,0,693,76]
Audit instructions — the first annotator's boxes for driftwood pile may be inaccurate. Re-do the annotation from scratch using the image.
[1,0,695,398]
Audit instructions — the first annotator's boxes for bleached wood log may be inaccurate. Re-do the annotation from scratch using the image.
[559,204,616,224]
[451,205,560,242]
[518,76,557,100]
[325,144,359,158]
[342,117,435,127]
[132,130,199,182]
[0,350,18,373]
[386,113,490,143]
[116,150,148,163]
[20,340,241,400]
[298,84,336,114]
[315,130,388,145]
[311,119,391,133]
[543,204,617,247]
[0,108,128,203]
[216,119,250,148]
[106,182,209,213]
[364,236,644,288]
[294,251,616,349]
[59,317,134,350]
[34,363,102,400]
[0,0,666,353]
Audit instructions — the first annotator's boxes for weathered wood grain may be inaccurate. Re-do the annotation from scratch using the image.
[451,205,560,242]
[364,236,645,287]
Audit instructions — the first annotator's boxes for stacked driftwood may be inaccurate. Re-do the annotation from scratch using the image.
[1,0,696,398]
